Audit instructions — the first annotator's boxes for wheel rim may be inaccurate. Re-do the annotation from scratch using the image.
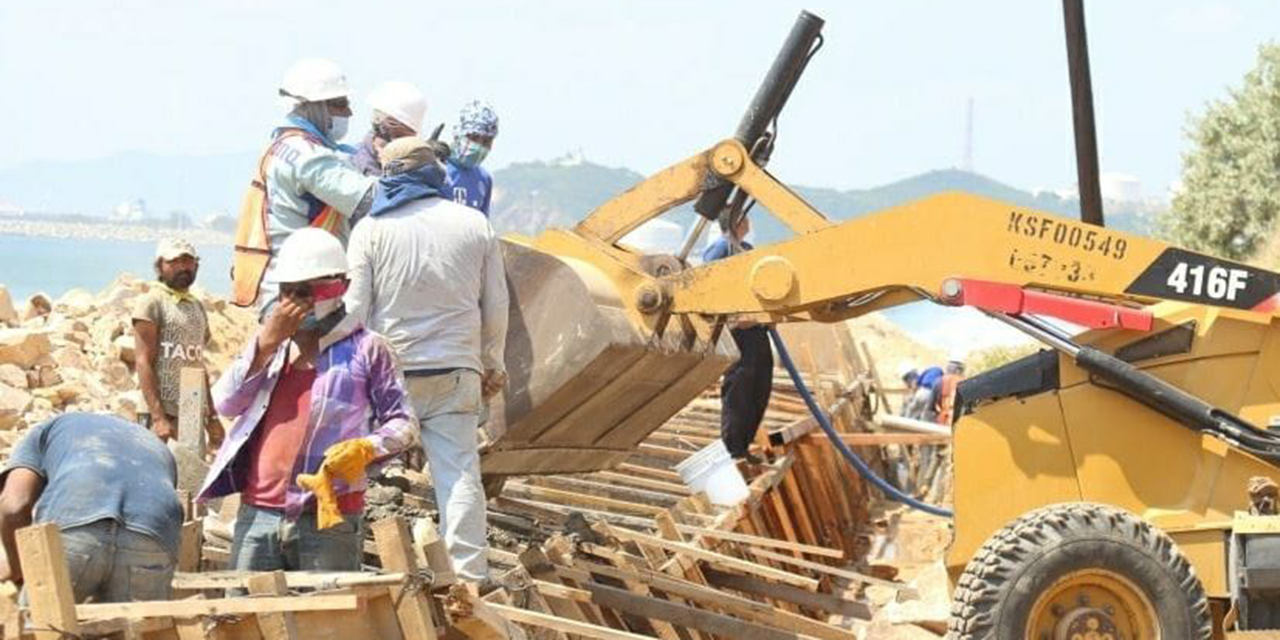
[1025,568,1160,640]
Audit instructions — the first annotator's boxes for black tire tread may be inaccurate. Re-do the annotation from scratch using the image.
[947,502,1212,639]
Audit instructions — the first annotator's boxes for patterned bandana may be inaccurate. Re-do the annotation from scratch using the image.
[455,100,499,138]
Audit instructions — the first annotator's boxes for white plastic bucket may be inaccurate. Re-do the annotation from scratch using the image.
[674,440,749,506]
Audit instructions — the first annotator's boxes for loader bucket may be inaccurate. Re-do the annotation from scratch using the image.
[480,241,737,477]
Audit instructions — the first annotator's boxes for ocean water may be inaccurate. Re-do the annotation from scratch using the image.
[0,234,233,301]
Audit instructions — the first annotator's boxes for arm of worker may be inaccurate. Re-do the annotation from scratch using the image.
[131,317,176,441]
[296,151,377,219]
[0,469,42,586]
[342,219,375,327]
[479,229,510,397]
[211,301,305,417]
[360,335,419,459]
[480,172,493,216]
[0,424,49,586]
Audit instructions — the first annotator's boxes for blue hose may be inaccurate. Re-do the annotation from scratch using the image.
[767,327,954,518]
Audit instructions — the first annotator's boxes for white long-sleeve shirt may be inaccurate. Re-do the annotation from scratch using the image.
[345,196,508,375]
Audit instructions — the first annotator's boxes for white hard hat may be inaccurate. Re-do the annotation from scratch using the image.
[369,81,427,134]
[280,58,349,104]
[948,349,967,364]
[274,228,347,284]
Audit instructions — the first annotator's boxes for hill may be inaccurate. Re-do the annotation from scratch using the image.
[0,151,1156,242]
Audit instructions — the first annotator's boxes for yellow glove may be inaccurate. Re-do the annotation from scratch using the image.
[296,439,377,530]
[296,467,342,529]
[322,438,377,483]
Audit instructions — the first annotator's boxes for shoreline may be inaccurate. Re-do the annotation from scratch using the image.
[0,218,232,245]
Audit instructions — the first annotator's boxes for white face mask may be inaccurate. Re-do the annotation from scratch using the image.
[314,296,343,320]
[329,116,349,141]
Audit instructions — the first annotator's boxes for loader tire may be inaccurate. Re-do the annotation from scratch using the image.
[948,502,1212,639]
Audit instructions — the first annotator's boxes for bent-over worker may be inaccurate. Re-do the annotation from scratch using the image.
[0,413,183,603]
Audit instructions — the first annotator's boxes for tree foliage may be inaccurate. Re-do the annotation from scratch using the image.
[1159,44,1280,260]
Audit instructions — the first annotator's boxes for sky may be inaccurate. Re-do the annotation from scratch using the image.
[2,0,1277,198]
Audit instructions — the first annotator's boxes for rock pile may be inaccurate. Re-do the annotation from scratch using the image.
[0,277,256,447]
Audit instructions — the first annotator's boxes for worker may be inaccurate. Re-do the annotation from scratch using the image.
[200,228,417,572]
[132,238,223,450]
[908,364,944,422]
[352,81,429,176]
[231,58,378,312]
[346,137,508,586]
[0,413,183,603]
[897,363,919,417]
[444,100,498,215]
[703,213,772,464]
[935,354,966,425]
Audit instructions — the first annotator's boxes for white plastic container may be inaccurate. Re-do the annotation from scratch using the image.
[674,440,750,506]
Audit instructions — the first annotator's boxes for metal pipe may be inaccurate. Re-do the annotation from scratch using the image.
[1062,0,1105,227]
[694,10,825,220]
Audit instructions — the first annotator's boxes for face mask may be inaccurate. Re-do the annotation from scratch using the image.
[452,138,490,168]
[329,116,350,141]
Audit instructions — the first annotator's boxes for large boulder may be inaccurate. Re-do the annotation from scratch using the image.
[56,288,96,316]
[0,382,33,430]
[0,364,26,390]
[0,286,16,326]
[0,329,51,369]
[113,334,137,366]
[20,293,52,323]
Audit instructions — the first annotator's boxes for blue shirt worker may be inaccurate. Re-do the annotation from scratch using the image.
[444,100,499,215]
[0,413,183,603]
[703,214,773,464]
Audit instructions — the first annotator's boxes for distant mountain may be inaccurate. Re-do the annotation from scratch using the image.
[0,151,1155,240]
[489,162,1156,245]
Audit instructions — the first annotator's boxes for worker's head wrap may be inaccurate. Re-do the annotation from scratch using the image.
[380,137,438,175]
[369,137,447,217]
[455,100,499,138]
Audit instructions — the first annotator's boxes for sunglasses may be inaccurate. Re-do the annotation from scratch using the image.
[282,279,348,301]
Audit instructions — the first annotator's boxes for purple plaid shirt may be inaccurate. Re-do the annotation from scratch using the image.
[197,323,417,518]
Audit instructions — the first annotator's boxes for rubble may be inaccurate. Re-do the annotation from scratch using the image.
[0,286,14,326]
[0,275,255,438]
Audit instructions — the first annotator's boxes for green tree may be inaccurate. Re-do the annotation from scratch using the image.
[1159,44,1280,260]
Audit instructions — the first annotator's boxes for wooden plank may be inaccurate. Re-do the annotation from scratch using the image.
[615,463,683,483]
[574,579,805,640]
[841,432,949,446]
[371,517,439,640]
[526,476,680,508]
[582,546,683,640]
[568,558,856,640]
[600,524,818,590]
[520,545,603,637]
[780,467,819,547]
[17,524,79,640]
[489,604,653,640]
[445,584,529,640]
[177,520,202,573]
[745,547,913,594]
[588,471,691,496]
[78,594,358,619]
[504,483,666,517]
[248,571,298,640]
[173,571,406,590]
[701,568,871,620]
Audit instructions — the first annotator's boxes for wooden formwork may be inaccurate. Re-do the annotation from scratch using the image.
[1,323,918,639]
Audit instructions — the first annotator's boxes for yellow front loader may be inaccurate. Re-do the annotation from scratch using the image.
[482,9,1280,637]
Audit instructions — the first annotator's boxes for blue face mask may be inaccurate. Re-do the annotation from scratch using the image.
[453,138,490,169]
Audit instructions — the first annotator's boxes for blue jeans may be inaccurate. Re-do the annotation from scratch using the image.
[61,519,174,603]
[229,503,363,571]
